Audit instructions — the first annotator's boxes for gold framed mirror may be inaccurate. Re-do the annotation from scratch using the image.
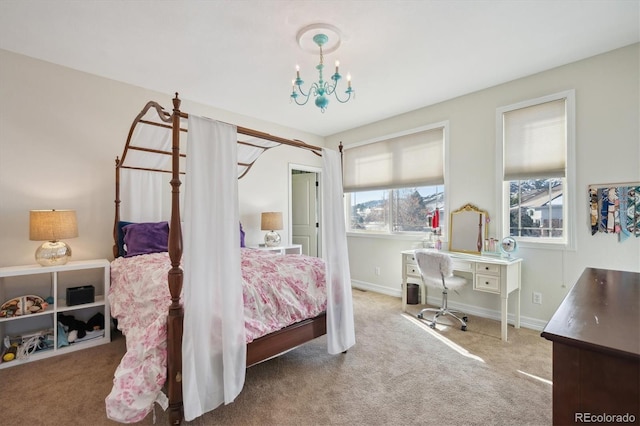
[449,203,489,255]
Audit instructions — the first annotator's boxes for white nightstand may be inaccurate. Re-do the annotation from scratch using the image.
[247,244,302,255]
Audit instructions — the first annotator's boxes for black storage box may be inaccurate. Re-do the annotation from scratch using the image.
[407,283,420,305]
[66,285,95,306]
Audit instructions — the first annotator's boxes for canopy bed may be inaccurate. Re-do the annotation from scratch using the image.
[107,94,355,424]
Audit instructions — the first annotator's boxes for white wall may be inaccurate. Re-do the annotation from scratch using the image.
[0,49,323,267]
[326,43,640,328]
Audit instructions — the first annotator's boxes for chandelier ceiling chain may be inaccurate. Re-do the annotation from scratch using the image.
[290,27,354,113]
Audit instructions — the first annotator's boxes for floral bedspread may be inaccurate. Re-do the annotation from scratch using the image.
[105,249,326,423]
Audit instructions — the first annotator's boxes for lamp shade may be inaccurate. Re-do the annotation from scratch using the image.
[261,212,283,231]
[29,210,78,266]
[30,210,78,241]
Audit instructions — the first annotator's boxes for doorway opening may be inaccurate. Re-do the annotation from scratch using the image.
[289,164,322,257]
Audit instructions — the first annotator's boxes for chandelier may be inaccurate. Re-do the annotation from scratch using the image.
[290,24,354,112]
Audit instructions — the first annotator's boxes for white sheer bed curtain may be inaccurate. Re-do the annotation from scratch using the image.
[182,116,246,421]
[120,121,174,222]
[322,148,356,354]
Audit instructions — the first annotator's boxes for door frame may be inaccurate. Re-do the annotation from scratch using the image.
[288,163,322,257]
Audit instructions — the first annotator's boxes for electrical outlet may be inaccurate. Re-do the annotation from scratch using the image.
[374,266,381,276]
[532,292,542,304]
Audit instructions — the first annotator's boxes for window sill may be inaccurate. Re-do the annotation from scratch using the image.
[514,239,576,251]
[346,232,433,241]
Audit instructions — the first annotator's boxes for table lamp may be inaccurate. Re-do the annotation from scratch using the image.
[261,212,283,247]
[29,209,78,266]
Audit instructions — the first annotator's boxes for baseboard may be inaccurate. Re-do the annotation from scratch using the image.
[351,279,400,298]
[350,279,548,332]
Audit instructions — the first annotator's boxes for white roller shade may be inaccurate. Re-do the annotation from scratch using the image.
[343,127,444,192]
[503,98,567,180]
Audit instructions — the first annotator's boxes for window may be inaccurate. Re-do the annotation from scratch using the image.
[509,179,563,237]
[344,123,447,235]
[349,185,445,233]
[496,91,575,248]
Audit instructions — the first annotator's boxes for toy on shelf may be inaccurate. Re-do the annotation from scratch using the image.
[0,295,48,318]
[1,344,18,362]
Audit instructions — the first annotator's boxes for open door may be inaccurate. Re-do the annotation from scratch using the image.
[290,165,321,257]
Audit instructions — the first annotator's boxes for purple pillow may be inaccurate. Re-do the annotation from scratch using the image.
[240,222,245,247]
[123,222,169,257]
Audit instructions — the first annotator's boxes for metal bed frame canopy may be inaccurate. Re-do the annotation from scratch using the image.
[113,92,325,256]
[116,92,323,178]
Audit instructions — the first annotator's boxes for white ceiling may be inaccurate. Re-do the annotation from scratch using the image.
[1,1,638,137]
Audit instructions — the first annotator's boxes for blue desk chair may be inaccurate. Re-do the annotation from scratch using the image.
[414,249,468,331]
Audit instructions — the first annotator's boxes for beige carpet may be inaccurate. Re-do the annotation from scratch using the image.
[0,289,552,425]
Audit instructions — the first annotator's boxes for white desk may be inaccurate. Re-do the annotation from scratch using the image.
[401,249,522,341]
[248,244,302,255]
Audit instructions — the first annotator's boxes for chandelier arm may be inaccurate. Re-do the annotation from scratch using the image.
[324,81,336,96]
[333,89,354,104]
[292,94,312,106]
[295,84,310,98]
[291,83,321,106]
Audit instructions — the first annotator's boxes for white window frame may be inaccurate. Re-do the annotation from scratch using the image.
[344,121,450,239]
[495,90,576,250]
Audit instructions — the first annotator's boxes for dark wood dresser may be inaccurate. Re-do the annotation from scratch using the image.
[541,268,639,425]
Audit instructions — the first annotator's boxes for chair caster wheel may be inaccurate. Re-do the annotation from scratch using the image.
[417,313,423,319]
[463,316,468,322]
[461,325,467,331]
[429,323,436,329]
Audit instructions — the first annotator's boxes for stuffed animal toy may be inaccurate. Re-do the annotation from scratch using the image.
[57,313,88,342]
[86,312,105,331]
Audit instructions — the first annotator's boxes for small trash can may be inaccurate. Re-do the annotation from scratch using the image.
[407,283,420,305]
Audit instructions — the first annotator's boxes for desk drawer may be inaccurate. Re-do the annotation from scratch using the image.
[476,262,500,275]
[474,274,500,293]
[405,253,417,265]
[452,260,473,272]
[406,264,420,277]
